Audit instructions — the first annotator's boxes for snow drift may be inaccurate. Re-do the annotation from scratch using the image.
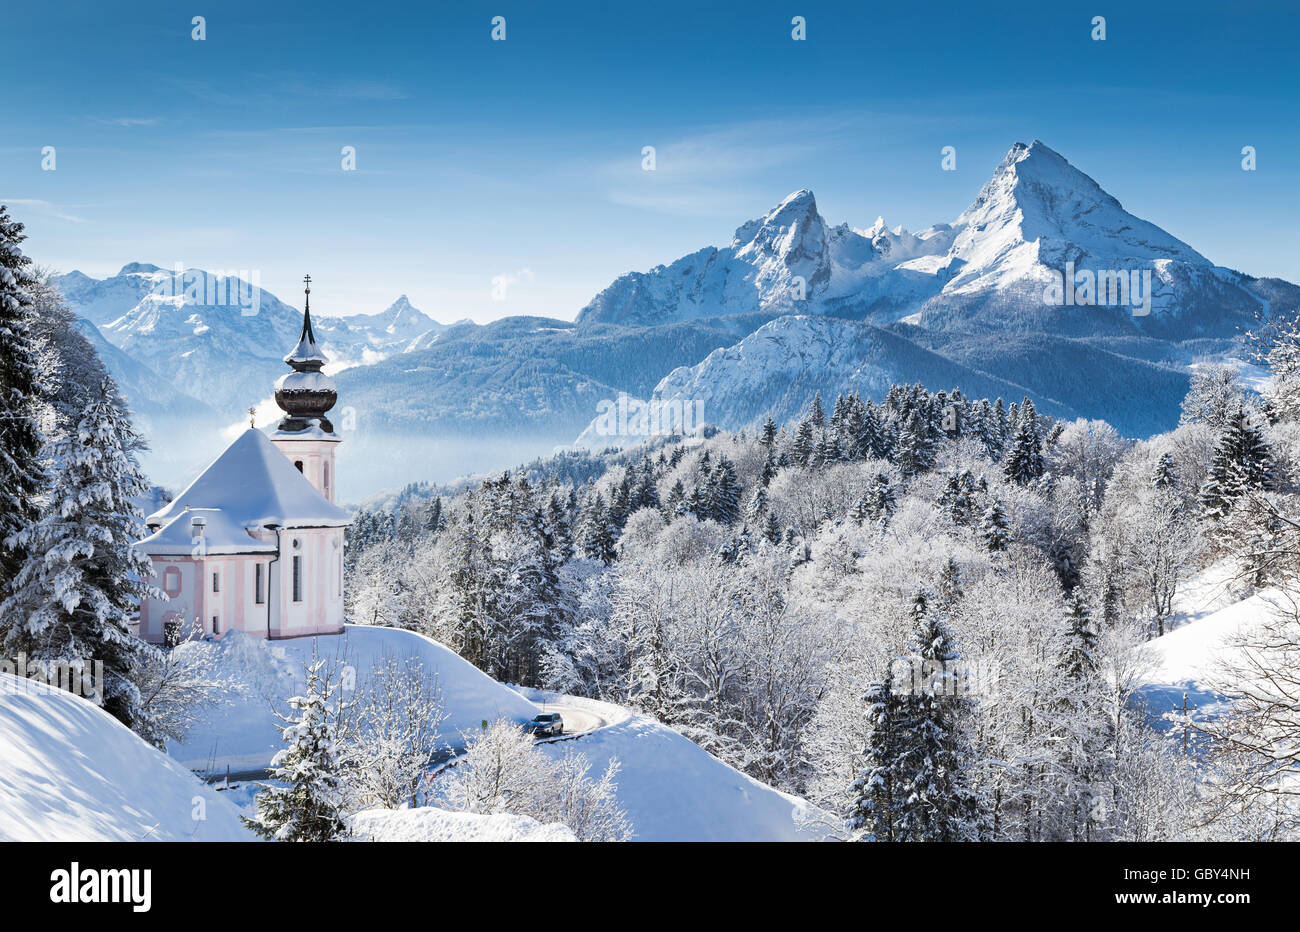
[0,672,252,841]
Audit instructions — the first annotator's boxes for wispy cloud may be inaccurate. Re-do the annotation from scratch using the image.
[92,116,163,127]
[1,198,89,223]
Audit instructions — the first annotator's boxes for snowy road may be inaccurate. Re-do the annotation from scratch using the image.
[541,704,608,736]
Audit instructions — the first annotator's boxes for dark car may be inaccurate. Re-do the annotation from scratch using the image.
[523,712,563,738]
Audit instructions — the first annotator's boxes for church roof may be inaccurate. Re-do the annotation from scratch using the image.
[138,508,279,555]
[145,428,351,531]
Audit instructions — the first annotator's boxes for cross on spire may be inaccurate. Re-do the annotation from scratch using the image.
[303,273,312,293]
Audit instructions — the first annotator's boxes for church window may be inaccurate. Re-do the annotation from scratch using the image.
[294,460,304,473]
[255,563,265,604]
[212,571,220,593]
[292,555,303,602]
[163,566,182,598]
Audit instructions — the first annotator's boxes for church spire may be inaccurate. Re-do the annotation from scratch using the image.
[285,273,327,370]
[274,274,338,433]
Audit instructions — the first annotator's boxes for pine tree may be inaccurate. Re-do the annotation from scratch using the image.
[1200,409,1276,521]
[579,491,616,563]
[1004,399,1045,485]
[759,416,778,449]
[790,420,814,467]
[980,500,1010,552]
[893,410,936,479]
[762,510,782,544]
[808,392,825,429]
[1150,452,1179,491]
[707,457,741,526]
[848,676,904,841]
[246,658,348,841]
[0,380,156,728]
[0,206,46,596]
[892,591,984,841]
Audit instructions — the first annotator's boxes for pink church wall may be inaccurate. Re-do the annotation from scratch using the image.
[139,527,346,644]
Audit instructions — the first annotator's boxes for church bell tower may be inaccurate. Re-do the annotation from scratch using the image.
[270,274,341,502]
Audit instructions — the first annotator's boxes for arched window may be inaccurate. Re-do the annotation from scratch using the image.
[323,461,331,499]
[294,460,304,473]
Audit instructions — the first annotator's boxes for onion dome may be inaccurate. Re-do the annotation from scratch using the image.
[274,274,338,433]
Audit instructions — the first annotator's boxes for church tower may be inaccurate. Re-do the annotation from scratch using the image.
[270,275,340,502]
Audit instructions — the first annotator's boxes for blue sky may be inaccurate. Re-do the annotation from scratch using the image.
[4,0,1297,323]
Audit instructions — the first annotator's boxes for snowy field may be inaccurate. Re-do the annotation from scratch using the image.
[0,672,252,841]
[172,624,541,773]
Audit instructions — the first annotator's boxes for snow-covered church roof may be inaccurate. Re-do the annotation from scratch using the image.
[145,428,351,531]
[137,508,279,556]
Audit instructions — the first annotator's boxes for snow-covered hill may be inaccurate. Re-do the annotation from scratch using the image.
[172,625,542,773]
[516,690,825,841]
[0,673,252,841]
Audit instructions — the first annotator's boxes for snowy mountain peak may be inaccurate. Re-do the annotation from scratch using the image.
[730,189,832,297]
[118,262,163,276]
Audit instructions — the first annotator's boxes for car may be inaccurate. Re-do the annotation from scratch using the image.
[523,712,564,738]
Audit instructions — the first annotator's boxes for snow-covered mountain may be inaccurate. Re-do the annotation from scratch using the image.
[578,141,1297,339]
[51,141,1300,495]
[53,266,459,419]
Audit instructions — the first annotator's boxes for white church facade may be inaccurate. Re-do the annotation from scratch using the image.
[136,277,350,643]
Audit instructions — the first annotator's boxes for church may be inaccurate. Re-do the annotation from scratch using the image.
[136,277,351,643]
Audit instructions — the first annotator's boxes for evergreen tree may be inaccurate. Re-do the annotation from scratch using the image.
[1150,452,1179,491]
[980,500,1010,552]
[1200,409,1276,520]
[246,659,348,841]
[759,416,778,449]
[0,380,155,728]
[762,510,782,544]
[790,420,814,467]
[893,410,936,479]
[892,591,984,841]
[1004,399,1045,485]
[707,457,741,526]
[808,392,825,429]
[579,491,617,563]
[0,206,46,596]
[848,675,904,841]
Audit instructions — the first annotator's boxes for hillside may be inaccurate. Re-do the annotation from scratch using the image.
[0,673,252,842]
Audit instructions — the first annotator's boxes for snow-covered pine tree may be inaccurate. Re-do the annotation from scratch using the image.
[579,491,617,563]
[1053,593,1108,841]
[247,658,348,841]
[848,676,904,841]
[0,207,46,596]
[1150,451,1179,491]
[808,392,825,430]
[708,456,741,526]
[980,500,1010,552]
[1200,409,1275,521]
[893,409,936,479]
[790,419,814,467]
[1004,399,1045,485]
[0,378,156,728]
[892,591,985,841]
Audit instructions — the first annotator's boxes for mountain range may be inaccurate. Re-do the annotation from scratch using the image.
[51,141,1298,498]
